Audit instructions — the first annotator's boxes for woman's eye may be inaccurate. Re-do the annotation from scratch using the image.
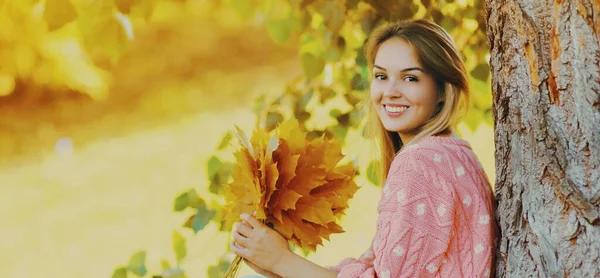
[374,74,387,80]
[404,76,418,82]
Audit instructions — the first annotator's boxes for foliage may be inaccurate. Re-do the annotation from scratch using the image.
[1,0,491,276]
[223,118,358,251]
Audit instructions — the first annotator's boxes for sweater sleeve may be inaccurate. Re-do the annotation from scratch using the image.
[337,150,457,278]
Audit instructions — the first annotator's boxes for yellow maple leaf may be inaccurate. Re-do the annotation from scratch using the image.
[295,196,336,226]
[223,118,359,254]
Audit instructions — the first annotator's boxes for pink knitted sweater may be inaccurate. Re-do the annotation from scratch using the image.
[329,136,496,277]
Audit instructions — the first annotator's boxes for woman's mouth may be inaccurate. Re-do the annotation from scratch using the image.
[384,104,409,116]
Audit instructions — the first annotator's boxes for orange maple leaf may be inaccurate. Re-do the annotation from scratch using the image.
[224,118,358,252]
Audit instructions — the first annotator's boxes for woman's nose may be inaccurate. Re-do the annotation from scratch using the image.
[383,80,402,98]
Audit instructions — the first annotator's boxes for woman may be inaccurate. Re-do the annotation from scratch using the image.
[230,19,497,277]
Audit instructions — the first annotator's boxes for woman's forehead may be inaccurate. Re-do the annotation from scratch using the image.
[374,38,422,70]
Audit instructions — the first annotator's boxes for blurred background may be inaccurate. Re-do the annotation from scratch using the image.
[0,0,494,277]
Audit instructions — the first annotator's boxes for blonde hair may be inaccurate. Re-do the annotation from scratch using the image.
[363,19,470,184]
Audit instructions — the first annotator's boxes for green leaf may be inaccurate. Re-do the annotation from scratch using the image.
[173,231,187,263]
[265,112,284,131]
[355,53,369,79]
[174,192,189,212]
[207,156,223,180]
[193,205,216,233]
[207,260,231,278]
[174,189,204,211]
[366,161,380,186]
[265,17,296,44]
[186,189,204,209]
[217,132,233,150]
[470,63,490,82]
[209,163,231,195]
[44,0,78,31]
[111,267,128,278]
[127,251,147,277]
[301,53,325,79]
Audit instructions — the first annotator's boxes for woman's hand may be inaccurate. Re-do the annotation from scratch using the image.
[230,213,291,276]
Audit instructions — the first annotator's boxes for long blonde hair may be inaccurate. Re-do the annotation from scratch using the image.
[363,19,470,184]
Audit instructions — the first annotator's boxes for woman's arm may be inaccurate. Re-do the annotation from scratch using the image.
[231,213,337,278]
[272,252,338,278]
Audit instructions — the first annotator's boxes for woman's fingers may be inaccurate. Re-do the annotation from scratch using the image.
[230,241,250,258]
[232,230,250,248]
[240,213,262,229]
[235,221,253,237]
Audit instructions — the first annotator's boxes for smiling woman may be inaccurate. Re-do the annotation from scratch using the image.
[230,19,497,278]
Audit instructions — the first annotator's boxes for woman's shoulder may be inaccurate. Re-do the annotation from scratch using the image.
[389,136,478,177]
[395,136,471,161]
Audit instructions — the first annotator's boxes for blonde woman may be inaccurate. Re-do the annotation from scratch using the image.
[230,19,497,278]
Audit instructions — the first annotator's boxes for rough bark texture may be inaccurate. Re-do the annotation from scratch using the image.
[486,0,600,276]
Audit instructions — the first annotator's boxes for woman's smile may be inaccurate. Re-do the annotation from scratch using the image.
[383,104,410,117]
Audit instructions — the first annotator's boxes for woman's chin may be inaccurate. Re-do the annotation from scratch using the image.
[382,125,408,133]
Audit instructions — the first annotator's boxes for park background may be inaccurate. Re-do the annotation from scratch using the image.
[0,0,495,277]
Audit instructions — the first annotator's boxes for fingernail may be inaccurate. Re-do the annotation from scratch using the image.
[252,211,257,216]
[240,213,249,220]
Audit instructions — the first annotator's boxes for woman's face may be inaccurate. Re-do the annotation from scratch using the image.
[370,37,441,143]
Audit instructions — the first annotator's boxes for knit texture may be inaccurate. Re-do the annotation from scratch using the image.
[328,136,496,277]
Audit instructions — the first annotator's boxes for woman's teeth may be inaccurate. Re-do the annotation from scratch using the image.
[385,106,408,113]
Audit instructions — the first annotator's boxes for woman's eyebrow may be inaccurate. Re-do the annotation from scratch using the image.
[373,65,424,72]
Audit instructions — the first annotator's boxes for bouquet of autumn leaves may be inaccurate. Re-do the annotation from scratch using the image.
[223,118,359,277]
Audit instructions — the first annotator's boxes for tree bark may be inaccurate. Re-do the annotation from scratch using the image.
[486,0,600,276]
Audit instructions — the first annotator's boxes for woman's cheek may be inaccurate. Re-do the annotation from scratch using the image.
[370,83,383,102]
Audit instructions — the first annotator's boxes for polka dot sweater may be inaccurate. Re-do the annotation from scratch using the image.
[329,136,497,277]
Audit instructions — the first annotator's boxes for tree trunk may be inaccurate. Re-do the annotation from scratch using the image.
[486,0,600,276]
